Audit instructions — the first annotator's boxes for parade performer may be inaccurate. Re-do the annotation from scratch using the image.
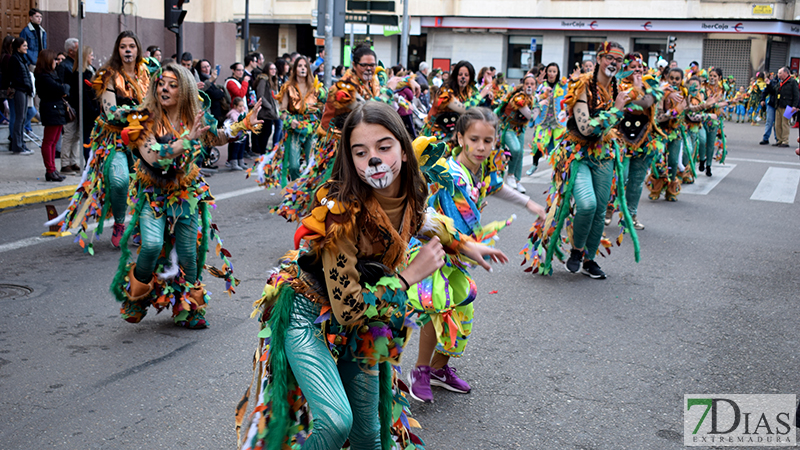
[646,68,689,202]
[606,53,661,227]
[110,63,259,328]
[747,73,766,124]
[520,41,639,280]
[235,102,506,450]
[496,74,539,192]
[252,56,326,188]
[683,76,712,181]
[48,31,157,251]
[420,60,492,147]
[699,67,728,176]
[271,43,417,221]
[406,108,545,403]
[527,62,567,176]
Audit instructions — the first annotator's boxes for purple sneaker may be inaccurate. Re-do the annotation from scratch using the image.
[407,365,433,403]
[430,365,471,393]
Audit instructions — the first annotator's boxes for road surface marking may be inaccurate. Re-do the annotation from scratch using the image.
[750,167,800,203]
[727,157,800,167]
[681,164,736,195]
[520,167,554,185]
[0,185,265,254]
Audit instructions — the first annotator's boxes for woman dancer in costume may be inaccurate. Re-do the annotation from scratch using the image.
[406,108,545,403]
[528,62,568,176]
[51,31,157,250]
[111,63,259,328]
[646,68,688,202]
[252,56,326,188]
[699,67,727,176]
[420,60,492,148]
[236,102,506,450]
[604,53,660,226]
[520,41,639,280]
[496,74,539,192]
[272,43,418,221]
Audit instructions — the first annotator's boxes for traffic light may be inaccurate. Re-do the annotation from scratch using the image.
[667,36,677,53]
[164,0,188,34]
[236,21,244,39]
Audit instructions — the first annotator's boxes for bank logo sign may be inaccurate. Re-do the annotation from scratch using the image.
[684,395,796,446]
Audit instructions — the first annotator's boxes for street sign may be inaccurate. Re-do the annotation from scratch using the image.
[317,0,346,37]
[347,0,395,12]
[345,13,398,26]
[530,37,537,53]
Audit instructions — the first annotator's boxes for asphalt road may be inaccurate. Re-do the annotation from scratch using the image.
[0,121,798,449]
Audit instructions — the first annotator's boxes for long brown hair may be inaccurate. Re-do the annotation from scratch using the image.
[102,30,143,74]
[328,101,428,231]
[286,56,314,94]
[33,48,57,76]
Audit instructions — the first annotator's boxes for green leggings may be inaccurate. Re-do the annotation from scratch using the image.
[622,152,652,216]
[571,157,614,260]
[285,295,381,450]
[501,128,524,181]
[665,137,681,179]
[282,133,315,184]
[109,150,130,224]
[688,127,706,163]
[133,204,199,285]
[701,123,717,167]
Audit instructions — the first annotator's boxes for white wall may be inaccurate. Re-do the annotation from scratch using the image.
[426,30,506,75]
[674,33,705,69]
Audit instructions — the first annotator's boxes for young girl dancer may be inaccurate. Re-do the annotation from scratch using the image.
[237,102,506,450]
[407,107,545,403]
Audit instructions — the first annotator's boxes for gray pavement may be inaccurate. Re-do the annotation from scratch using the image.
[0,120,799,449]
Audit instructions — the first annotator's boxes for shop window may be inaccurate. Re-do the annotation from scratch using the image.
[568,37,605,73]
[703,39,751,87]
[507,35,543,81]
[633,38,667,68]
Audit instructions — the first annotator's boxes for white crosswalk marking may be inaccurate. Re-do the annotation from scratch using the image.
[519,167,553,185]
[750,167,800,203]
[681,164,736,195]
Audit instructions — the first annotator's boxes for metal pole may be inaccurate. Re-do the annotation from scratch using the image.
[324,0,333,87]
[399,0,409,67]
[78,0,84,161]
[244,0,250,57]
[177,22,183,57]
[349,23,354,67]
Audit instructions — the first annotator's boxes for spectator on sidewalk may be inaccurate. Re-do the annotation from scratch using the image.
[416,61,430,91]
[19,9,45,68]
[759,72,778,145]
[146,46,161,62]
[58,37,82,173]
[180,52,201,84]
[254,61,281,154]
[1,36,16,128]
[76,46,100,162]
[225,97,248,170]
[195,59,225,123]
[8,38,34,155]
[34,49,68,181]
[773,67,798,147]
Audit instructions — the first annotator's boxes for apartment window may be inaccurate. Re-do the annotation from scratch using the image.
[507,35,543,81]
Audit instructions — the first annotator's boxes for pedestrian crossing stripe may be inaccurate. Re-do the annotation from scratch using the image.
[681,164,736,196]
[750,167,800,203]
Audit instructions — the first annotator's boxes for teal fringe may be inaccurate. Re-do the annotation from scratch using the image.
[197,202,211,281]
[110,195,146,302]
[265,284,295,450]
[543,165,579,273]
[612,141,640,262]
[98,150,115,236]
[379,361,393,450]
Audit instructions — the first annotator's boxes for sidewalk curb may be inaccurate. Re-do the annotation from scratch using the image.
[0,185,78,210]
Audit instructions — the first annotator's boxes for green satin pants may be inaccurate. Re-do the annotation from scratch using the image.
[501,128,524,181]
[701,123,717,167]
[285,295,381,450]
[688,127,706,163]
[283,133,315,183]
[109,150,130,224]
[571,157,615,260]
[133,203,198,285]
[622,152,652,216]
[665,137,681,179]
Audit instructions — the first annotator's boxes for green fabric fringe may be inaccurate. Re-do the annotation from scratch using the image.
[379,361,393,450]
[110,194,146,302]
[265,284,295,450]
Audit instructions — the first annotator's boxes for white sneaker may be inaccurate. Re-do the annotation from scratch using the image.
[516,182,526,193]
[505,177,518,189]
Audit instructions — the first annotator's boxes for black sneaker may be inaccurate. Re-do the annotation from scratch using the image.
[581,259,607,279]
[698,160,705,171]
[706,166,712,177]
[759,140,769,145]
[565,249,583,273]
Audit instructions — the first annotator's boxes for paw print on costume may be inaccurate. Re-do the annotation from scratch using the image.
[336,254,347,268]
[332,287,342,301]
[343,294,358,308]
[339,275,350,288]
[329,267,340,281]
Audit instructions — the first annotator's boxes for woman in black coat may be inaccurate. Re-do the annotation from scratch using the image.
[34,49,68,181]
[74,46,100,162]
[8,38,34,155]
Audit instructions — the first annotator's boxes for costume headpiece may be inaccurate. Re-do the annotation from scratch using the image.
[597,42,624,59]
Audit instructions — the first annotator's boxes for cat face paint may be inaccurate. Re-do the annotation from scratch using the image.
[350,122,406,194]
